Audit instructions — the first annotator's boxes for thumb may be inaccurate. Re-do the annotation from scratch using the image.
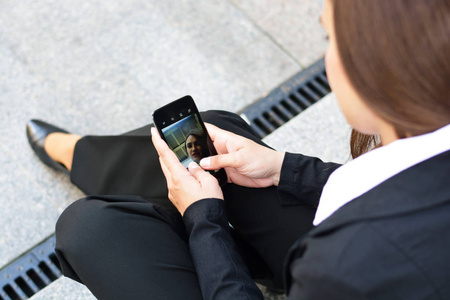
[200,153,240,170]
[188,162,211,182]
[188,162,224,200]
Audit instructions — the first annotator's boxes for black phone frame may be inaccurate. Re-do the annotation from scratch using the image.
[153,95,227,186]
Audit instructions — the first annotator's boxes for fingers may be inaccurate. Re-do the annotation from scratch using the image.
[188,162,212,183]
[188,162,223,199]
[204,123,221,142]
[205,123,235,143]
[200,152,240,170]
[151,127,188,176]
[151,127,168,154]
[152,128,224,215]
[159,157,171,182]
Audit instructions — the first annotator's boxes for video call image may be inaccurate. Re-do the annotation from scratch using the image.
[162,114,211,168]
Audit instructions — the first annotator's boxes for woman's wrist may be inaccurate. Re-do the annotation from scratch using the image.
[272,151,286,186]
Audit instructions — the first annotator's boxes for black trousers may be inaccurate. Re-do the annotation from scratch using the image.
[55,111,316,300]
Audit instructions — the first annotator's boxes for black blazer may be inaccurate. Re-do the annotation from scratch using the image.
[284,150,450,299]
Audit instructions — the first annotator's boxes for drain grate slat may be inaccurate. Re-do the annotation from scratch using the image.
[309,79,329,95]
[37,262,58,283]
[5,282,27,300]
[241,57,330,138]
[281,98,303,115]
[305,82,323,100]
[299,85,319,102]
[316,73,331,93]
[3,284,21,300]
[256,116,277,133]
[0,235,61,300]
[19,274,40,295]
[252,118,271,135]
[250,120,269,138]
[290,93,310,109]
[271,105,291,122]
[43,259,62,280]
[26,269,47,291]
[15,276,35,298]
[263,111,285,127]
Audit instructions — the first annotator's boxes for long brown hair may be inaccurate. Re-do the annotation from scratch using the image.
[332,0,450,158]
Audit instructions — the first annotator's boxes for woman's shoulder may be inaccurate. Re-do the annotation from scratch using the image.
[290,208,450,298]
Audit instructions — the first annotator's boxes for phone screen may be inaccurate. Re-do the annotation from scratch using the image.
[160,113,210,168]
[153,96,227,186]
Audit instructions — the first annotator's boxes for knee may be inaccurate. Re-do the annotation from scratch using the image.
[55,197,109,257]
[55,195,160,254]
[201,110,265,146]
[54,197,101,280]
[201,110,244,129]
[56,199,86,251]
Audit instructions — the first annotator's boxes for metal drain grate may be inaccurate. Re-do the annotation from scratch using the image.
[240,57,330,138]
[0,234,61,300]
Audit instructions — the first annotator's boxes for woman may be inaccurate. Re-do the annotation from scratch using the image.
[26,0,450,299]
[185,129,209,164]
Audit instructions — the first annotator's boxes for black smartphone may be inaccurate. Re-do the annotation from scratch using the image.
[152,95,227,187]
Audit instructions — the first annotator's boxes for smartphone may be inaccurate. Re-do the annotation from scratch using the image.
[152,95,227,187]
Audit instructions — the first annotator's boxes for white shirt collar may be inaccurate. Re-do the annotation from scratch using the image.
[313,124,450,226]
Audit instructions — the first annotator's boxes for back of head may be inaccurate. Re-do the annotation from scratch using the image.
[333,0,450,140]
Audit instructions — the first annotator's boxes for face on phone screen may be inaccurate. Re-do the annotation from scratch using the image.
[160,113,211,168]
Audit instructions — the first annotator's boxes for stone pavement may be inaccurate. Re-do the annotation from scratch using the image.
[0,0,347,298]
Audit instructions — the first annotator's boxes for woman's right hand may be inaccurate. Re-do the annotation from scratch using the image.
[200,124,286,188]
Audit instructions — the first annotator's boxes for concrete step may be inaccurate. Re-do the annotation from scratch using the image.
[29,277,95,300]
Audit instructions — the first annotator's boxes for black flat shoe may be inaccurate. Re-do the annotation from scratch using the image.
[26,119,70,174]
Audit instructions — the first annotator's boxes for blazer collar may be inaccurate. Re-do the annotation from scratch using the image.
[314,124,450,225]
[310,150,450,237]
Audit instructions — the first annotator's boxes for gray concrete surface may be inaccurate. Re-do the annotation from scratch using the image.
[263,93,351,164]
[29,277,95,300]
[0,0,341,298]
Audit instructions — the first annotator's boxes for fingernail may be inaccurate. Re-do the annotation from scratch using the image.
[189,162,200,169]
[151,127,156,134]
[200,157,210,168]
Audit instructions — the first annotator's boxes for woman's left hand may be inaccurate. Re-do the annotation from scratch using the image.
[151,127,224,216]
